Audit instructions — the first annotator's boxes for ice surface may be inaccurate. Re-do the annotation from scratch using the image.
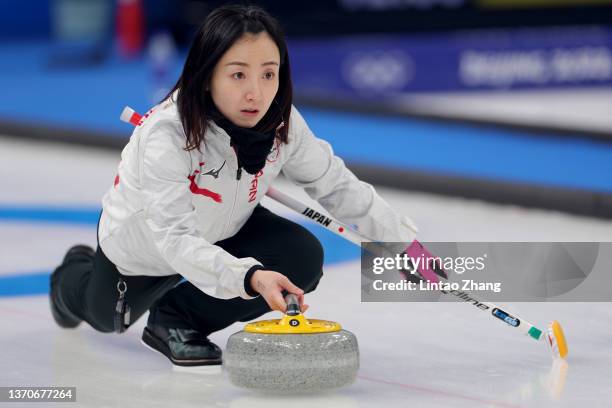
[1,137,612,407]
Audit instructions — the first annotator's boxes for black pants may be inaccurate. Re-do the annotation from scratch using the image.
[55,205,324,335]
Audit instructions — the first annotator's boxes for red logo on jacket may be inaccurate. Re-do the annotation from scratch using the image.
[248,170,264,203]
[188,162,222,203]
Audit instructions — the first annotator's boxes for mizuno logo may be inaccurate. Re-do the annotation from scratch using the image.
[200,160,225,179]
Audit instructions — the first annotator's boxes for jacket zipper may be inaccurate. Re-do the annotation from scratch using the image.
[223,146,241,237]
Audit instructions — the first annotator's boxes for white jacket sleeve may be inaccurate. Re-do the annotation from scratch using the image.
[140,122,261,300]
[282,107,418,243]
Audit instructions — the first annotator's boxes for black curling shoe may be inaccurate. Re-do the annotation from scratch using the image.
[49,245,94,328]
[141,324,223,367]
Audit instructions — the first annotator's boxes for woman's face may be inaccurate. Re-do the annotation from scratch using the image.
[210,32,280,128]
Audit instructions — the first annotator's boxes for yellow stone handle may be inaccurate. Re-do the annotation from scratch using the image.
[243,295,343,334]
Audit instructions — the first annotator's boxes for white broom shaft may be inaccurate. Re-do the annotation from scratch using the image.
[266,187,367,245]
[265,186,543,341]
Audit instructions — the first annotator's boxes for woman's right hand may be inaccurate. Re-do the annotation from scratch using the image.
[250,269,309,313]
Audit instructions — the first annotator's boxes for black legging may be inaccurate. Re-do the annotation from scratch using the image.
[55,205,324,335]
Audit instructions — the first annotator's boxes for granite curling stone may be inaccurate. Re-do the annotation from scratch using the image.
[224,294,359,391]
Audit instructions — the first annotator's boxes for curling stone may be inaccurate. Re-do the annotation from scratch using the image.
[224,294,359,391]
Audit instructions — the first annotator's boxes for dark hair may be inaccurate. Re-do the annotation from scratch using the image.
[167,4,293,151]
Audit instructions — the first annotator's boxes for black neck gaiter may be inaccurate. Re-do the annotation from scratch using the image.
[215,118,275,175]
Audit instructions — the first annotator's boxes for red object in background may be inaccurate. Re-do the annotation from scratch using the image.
[116,0,144,58]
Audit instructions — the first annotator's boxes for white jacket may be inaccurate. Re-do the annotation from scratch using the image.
[98,97,418,300]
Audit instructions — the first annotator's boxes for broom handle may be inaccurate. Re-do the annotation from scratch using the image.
[265,187,545,341]
[266,187,366,245]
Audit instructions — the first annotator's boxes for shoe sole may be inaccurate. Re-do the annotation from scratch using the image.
[141,327,223,369]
